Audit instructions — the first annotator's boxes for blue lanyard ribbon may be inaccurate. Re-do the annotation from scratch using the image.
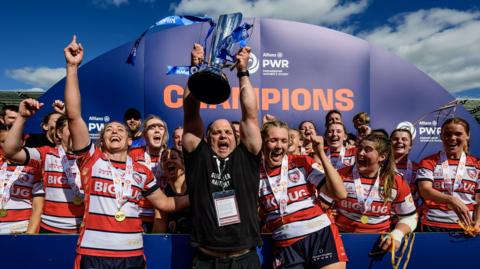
[126,15,215,66]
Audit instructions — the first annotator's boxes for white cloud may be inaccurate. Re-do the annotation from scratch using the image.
[0,88,45,92]
[92,0,155,7]
[5,67,65,89]
[93,0,128,7]
[171,0,369,26]
[359,8,480,93]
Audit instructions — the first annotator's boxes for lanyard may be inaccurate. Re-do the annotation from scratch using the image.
[108,156,133,211]
[213,156,230,191]
[58,147,83,197]
[353,166,381,214]
[0,163,24,209]
[144,149,163,178]
[440,151,466,194]
[327,147,346,169]
[263,155,289,215]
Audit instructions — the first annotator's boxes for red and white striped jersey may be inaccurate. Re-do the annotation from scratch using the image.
[0,159,43,234]
[76,145,159,258]
[25,146,84,233]
[416,152,480,229]
[395,161,421,206]
[326,147,357,170]
[334,166,416,233]
[258,154,331,247]
[129,147,165,223]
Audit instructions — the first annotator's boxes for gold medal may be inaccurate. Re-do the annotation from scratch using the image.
[115,210,126,222]
[447,203,453,210]
[0,209,8,218]
[360,215,369,224]
[72,196,83,206]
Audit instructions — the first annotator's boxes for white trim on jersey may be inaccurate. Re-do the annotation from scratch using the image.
[272,214,331,241]
[80,229,143,251]
[41,214,82,230]
[0,220,28,234]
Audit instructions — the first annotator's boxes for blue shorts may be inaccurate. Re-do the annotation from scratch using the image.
[272,225,348,269]
[76,254,146,269]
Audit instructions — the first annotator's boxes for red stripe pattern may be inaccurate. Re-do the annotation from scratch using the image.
[416,152,480,229]
[26,146,84,233]
[0,159,43,234]
[335,166,416,233]
[259,155,331,247]
[76,145,157,257]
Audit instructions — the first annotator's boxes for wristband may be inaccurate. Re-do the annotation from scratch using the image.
[237,70,249,78]
[390,229,405,242]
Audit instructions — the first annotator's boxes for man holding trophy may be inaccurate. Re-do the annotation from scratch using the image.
[182,13,263,269]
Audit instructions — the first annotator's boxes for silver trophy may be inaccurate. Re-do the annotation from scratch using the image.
[188,13,243,104]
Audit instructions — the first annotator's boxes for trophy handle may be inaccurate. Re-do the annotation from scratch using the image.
[208,13,243,68]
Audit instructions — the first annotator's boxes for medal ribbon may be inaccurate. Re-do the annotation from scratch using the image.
[0,163,24,209]
[352,166,381,214]
[58,147,84,198]
[144,150,163,179]
[405,159,413,184]
[108,156,134,211]
[327,147,346,169]
[263,155,289,215]
[440,151,466,194]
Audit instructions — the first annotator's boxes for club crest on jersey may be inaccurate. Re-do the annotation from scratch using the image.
[132,173,142,184]
[288,170,300,183]
[467,168,477,179]
[19,174,29,182]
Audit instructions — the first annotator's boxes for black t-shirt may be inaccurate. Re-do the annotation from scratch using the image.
[24,133,56,148]
[184,140,262,251]
[164,184,191,234]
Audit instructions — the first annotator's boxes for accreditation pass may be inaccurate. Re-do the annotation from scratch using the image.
[213,190,241,227]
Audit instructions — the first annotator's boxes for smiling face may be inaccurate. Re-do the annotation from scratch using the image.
[143,118,166,150]
[208,119,236,159]
[326,123,347,150]
[161,148,184,180]
[441,122,469,159]
[326,112,342,126]
[102,122,130,153]
[288,129,302,154]
[356,139,386,177]
[263,126,289,168]
[299,121,317,141]
[390,130,412,159]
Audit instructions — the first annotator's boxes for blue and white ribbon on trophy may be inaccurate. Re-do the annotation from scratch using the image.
[126,15,215,66]
[166,22,253,76]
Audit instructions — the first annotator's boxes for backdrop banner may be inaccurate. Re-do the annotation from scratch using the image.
[26,18,479,160]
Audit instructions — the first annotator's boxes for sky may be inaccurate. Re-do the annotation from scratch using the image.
[0,0,479,97]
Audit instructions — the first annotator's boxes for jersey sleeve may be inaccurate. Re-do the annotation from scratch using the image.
[392,175,417,216]
[142,168,159,197]
[415,156,436,183]
[304,156,326,187]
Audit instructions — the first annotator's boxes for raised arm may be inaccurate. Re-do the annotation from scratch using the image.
[3,99,43,164]
[311,135,347,200]
[182,43,204,153]
[64,35,90,151]
[237,47,261,155]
